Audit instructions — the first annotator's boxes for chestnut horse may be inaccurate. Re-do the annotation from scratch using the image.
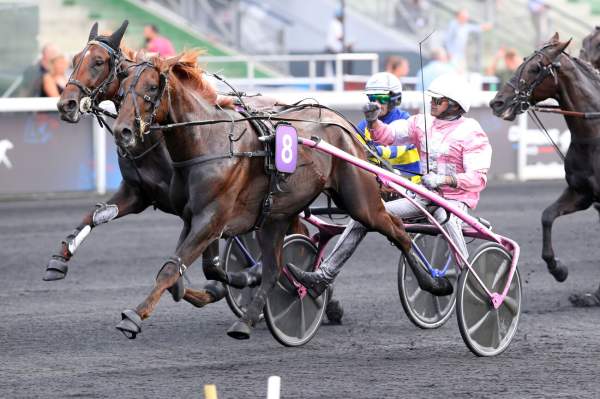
[111,52,453,339]
[490,33,600,306]
[48,21,235,309]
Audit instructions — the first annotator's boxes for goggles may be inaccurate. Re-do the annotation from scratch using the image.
[430,96,448,106]
[367,93,391,104]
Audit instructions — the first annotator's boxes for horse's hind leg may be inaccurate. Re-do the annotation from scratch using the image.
[353,201,453,296]
[44,183,148,281]
[541,186,592,283]
[116,209,222,338]
[182,241,227,308]
[227,219,289,339]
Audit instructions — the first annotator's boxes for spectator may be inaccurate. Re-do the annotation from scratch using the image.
[485,47,522,90]
[17,43,60,97]
[42,54,68,97]
[144,24,176,57]
[325,6,345,76]
[385,56,410,79]
[528,0,550,47]
[443,9,492,72]
[403,0,430,31]
[415,47,455,91]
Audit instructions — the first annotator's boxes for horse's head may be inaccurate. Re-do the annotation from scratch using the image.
[58,20,129,123]
[113,51,181,149]
[580,26,600,69]
[490,33,571,121]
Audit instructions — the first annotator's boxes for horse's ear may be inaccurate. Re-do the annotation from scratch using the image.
[555,38,572,54]
[135,49,147,63]
[549,32,560,43]
[88,22,98,42]
[160,54,183,73]
[108,20,129,49]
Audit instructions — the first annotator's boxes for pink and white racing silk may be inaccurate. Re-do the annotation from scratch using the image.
[369,114,492,208]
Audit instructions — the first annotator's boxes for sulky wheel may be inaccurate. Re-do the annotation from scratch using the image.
[398,233,458,329]
[224,231,263,319]
[264,234,328,347]
[456,242,521,357]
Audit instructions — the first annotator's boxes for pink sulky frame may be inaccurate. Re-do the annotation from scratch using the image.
[298,136,520,310]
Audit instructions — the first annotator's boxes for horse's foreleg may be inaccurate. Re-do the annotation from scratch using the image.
[541,187,592,283]
[116,209,222,338]
[227,219,289,340]
[44,183,148,281]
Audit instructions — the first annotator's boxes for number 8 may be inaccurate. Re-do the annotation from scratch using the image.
[281,134,293,164]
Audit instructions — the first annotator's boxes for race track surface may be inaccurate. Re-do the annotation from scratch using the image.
[2,180,600,398]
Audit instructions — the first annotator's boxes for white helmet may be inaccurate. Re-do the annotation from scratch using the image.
[425,73,472,112]
[365,72,403,98]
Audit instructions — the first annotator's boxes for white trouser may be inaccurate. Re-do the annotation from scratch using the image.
[318,196,469,282]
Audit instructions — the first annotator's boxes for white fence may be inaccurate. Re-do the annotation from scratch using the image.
[0,93,566,196]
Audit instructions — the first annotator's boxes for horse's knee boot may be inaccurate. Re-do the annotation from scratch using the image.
[227,320,252,340]
[157,257,186,302]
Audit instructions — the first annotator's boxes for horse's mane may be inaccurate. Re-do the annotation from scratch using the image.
[154,49,234,108]
[121,46,136,61]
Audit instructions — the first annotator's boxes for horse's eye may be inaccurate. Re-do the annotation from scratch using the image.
[95,59,105,66]
[530,65,541,74]
[149,85,158,91]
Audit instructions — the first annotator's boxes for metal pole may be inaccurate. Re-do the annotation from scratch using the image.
[309,60,316,91]
[92,117,106,195]
[517,112,528,181]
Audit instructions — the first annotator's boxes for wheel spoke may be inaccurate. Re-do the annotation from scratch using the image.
[502,296,519,316]
[491,259,509,291]
[408,286,423,303]
[467,311,491,336]
[299,297,306,338]
[434,296,442,317]
[431,236,441,264]
[465,281,487,305]
[273,297,297,323]
[491,311,501,348]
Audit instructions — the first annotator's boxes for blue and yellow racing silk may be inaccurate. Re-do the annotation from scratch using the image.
[355,108,421,183]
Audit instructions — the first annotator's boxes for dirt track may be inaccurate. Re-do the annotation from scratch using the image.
[2,180,600,398]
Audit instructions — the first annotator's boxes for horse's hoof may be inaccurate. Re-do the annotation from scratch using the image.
[116,309,142,339]
[43,257,68,281]
[227,320,251,340]
[550,261,568,282]
[430,276,454,296]
[167,276,185,302]
[569,292,600,307]
[325,298,344,325]
[204,281,227,302]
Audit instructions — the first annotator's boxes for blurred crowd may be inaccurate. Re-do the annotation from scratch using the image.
[17,23,175,98]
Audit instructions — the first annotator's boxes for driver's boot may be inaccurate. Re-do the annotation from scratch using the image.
[286,263,330,298]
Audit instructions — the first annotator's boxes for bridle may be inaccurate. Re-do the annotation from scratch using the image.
[121,61,169,138]
[505,45,561,113]
[66,39,125,114]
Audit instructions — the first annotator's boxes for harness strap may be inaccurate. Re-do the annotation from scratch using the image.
[171,151,268,168]
[118,137,164,161]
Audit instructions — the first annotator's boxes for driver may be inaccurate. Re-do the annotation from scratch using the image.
[288,73,492,297]
[357,72,420,181]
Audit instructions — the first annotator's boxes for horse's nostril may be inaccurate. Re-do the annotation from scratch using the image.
[120,127,133,142]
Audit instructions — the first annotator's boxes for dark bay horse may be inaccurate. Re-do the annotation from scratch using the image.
[580,26,600,69]
[48,21,232,309]
[490,33,600,306]
[111,51,453,339]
